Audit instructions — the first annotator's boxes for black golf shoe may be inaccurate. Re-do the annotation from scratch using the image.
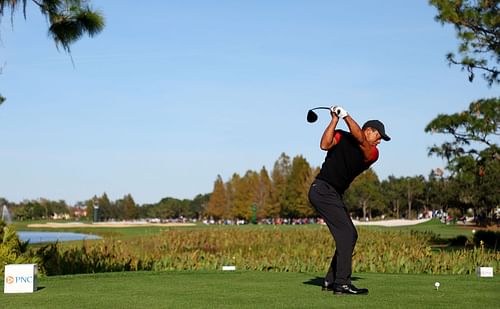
[332,283,368,295]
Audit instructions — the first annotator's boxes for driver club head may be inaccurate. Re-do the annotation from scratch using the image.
[307,110,318,123]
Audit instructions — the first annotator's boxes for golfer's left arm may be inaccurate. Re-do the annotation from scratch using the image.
[320,113,340,150]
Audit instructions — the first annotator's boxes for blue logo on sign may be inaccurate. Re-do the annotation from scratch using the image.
[16,276,33,283]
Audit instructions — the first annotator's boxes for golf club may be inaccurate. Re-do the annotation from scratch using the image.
[307,107,332,123]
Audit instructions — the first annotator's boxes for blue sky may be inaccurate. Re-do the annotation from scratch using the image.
[0,1,496,205]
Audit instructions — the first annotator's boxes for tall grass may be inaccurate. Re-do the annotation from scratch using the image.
[34,226,499,276]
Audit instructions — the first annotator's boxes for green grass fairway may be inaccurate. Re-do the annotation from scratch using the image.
[360,218,473,239]
[2,271,498,308]
[383,218,475,239]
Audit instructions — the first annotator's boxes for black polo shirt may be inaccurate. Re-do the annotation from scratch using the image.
[316,130,378,194]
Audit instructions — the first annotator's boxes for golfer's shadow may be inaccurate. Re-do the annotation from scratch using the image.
[303,276,363,287]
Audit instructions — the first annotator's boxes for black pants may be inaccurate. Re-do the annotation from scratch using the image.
[308,179,358,285]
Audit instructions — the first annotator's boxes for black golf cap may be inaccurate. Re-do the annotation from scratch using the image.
[362,120,391,141]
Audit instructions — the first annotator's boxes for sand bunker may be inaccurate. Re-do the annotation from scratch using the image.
[353,218,432,227]
[28,218,431,228]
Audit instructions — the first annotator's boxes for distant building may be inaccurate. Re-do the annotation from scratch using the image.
[72,207,87,218]
[52,213,71,220]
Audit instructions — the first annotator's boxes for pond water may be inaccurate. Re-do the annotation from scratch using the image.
[17,231,102,244]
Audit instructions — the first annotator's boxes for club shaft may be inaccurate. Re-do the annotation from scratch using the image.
[310,107,330,111]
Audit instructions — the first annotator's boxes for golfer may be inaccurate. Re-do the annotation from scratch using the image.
[308,105,390,295]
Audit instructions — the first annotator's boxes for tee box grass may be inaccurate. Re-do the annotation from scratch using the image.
[2,271,499,309]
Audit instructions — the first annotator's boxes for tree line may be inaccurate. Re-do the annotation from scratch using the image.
[0,193,210,222]
[204,149,498,224]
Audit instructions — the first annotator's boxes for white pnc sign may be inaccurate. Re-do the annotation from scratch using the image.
[4,264,38,293]
[476,267,494,278]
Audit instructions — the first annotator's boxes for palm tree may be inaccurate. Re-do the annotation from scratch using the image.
[0,0,105,102]
[1,0,105,52]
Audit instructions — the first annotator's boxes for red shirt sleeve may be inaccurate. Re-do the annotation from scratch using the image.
[333,131,342,144]
[366,146,379,164]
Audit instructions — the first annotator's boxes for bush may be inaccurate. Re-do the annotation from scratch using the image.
[0,220,40,276]
[33,242,155,275]
[449,235,469,247]
[473,230,499,250]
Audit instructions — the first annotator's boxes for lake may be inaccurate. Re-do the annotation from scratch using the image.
[18,231,102,244]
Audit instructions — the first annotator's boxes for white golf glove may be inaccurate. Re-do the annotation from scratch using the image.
[332,106,348,119]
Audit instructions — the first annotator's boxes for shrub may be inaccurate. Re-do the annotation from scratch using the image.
[0,220,40,276]
[473,230,499,250]
[449,235,469,247]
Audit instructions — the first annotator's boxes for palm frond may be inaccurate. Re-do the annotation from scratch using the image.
[1,0,104,53]
[41,1,104,52]
[77,7,104,37]
[0,0,27,26]
[48,5,104,52]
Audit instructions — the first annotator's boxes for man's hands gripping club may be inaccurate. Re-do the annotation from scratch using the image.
[330,106,349,119]
[321,104,372,156]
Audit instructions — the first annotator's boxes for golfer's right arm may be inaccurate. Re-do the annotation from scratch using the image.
[320,113,340,150]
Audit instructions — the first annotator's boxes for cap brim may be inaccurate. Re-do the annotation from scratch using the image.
[381,134,391,141]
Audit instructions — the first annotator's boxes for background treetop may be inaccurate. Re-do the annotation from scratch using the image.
[429,0,499,86]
